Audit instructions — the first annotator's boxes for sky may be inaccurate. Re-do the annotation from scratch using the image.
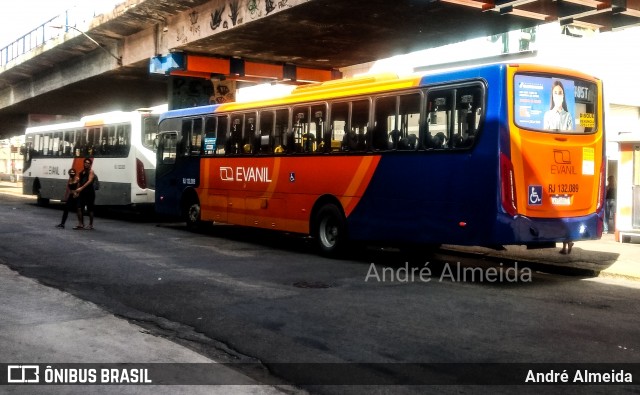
[0,0,119,48]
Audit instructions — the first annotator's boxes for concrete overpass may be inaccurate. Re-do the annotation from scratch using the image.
[1,0,639,138]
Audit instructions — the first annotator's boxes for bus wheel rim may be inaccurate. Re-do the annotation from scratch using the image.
[188,204,200,223]
[320,217,338,248]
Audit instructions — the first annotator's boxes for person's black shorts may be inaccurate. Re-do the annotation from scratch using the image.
[77,191,95,211]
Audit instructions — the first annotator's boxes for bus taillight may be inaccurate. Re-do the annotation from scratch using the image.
[500,153,518,217]
[597,159,605,210]
[136,158,147,189]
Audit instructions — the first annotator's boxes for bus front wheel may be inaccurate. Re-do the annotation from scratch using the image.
[314,204,347,257]
[184,197,201,230]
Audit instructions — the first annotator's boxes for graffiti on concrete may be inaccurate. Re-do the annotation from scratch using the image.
[248,0,260,19]
[176,26,187,43]
[266,0,275,14]
[229,0,241,26]
[189,10,201,35]
[210,4,225,30]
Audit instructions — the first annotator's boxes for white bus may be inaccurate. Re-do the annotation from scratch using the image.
[22,106,165,207]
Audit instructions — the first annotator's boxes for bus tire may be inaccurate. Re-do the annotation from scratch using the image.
[314,204,347,257]
[184,196,202,230]
[33,179,49,206]
[36,195,50,206]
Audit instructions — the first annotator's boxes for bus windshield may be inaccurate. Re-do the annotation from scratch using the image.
[142,114,160,151]
[513,73,597,134]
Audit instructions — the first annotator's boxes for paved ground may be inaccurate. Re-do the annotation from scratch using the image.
[1,179,638,393]
[2,179,638,281]
[0,181,295,393]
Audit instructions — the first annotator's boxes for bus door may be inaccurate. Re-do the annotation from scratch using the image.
[155,131,180,215]
[156,117,204,217]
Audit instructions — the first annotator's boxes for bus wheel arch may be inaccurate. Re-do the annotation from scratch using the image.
[311,196,348,257]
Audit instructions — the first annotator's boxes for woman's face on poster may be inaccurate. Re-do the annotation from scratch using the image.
[552,85,564,109]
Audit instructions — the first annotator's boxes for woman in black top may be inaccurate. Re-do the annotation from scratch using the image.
[56,169,79,228]
[74,159,96,230]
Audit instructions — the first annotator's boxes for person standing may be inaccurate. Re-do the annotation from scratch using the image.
[74,158,96,230]
[604,175,616,233]
[560,241,574,255]
[56,169,79,228]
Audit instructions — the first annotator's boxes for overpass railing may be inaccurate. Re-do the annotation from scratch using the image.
[0,3,117,68]
[0,14,68,67]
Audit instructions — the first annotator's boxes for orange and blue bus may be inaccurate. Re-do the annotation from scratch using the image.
[23,106,164,207]
[155,63,605,256]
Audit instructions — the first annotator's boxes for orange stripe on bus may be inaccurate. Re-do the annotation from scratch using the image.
[341,156,380,216]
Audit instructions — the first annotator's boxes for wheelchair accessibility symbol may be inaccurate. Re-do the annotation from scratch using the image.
[528,185,543,205]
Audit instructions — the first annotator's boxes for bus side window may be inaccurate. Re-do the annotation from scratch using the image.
[228,116,243,155]
[425,93,451,149]
[307,104,325,153]
[62,130,72,157]
[373,96,396,150]
[180,119,192,156]
[114,124,131,156]
[191,117,203,156]
[330,102,349,152]
[78,129,88,156]
[452,87,483,148]
[243,115,256,154]
[273,108,288,154]
[87,127,100,157]
[160,133,177,164]
[351,100,370,151]
[398,93,420,150]
[40,133,49,156]
[204,116,216,155]
[216,115,228,155]
[292,107,309,153]
[259,110,275,154]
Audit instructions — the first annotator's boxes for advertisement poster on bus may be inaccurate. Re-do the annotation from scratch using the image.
[514,75,576,132]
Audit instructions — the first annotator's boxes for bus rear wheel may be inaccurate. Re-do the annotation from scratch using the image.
[314,204,347,257]
[36,195,49,206]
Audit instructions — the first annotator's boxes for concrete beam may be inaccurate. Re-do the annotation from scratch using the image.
[0,50,120,109]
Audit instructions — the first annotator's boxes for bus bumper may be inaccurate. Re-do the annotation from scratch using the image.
[508,213,602,243]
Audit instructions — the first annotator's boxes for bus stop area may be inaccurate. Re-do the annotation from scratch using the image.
[0,179,638,389]
[444,233,640,281]
[1,178,639,281]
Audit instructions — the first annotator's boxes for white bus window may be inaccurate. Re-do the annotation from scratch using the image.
[142,114,159,151]
[52,132,59,156]
[115,124,131,156]
[43,134,51,156]
[87,127,101,156]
